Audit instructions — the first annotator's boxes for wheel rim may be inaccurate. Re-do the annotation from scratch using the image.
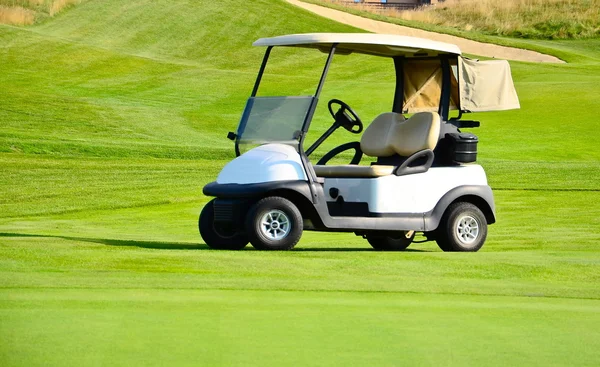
[260,210,291,240]
[455,215,480,245]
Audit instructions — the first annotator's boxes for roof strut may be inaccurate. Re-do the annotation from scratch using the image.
[251,46,273,97]
[392,57,404,113]
[299,44,338,204]
[439,56,451,121]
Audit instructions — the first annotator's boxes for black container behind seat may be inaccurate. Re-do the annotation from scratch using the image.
[312,112,441,178]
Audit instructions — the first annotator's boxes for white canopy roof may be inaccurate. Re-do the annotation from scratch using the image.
[253,33,461,57]
[252,33,519,113]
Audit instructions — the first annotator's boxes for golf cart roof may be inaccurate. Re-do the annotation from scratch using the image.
[251,33,519,114]
[253,33,461,58]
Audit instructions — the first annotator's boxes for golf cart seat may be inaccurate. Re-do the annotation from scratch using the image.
[313,112,440,178]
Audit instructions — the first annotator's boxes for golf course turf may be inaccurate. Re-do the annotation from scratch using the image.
[1,0,599,365]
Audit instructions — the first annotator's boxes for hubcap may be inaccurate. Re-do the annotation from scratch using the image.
[456,215,480,245]
[260,210,291,240]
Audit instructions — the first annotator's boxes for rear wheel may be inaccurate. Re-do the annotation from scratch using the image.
[199,199,248,250]
[366,231,415,251]
[246,196,303,250]
[436,202,487,252]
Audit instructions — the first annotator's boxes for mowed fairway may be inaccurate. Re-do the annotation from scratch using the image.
[1,0,600,365]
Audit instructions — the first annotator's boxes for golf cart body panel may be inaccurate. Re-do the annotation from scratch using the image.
[323,165,487,214]
[315,184,495,232]
[200,33,517,252]
[217,144,307,184]
[203,179,495,232]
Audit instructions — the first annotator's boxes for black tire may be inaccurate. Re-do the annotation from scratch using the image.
[245,196,303,251]
[366,231,415,251]
[435,202,488,252]
[199,199,248,250]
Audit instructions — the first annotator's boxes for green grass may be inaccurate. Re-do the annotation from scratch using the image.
[1,0,600,365]
[3,289,598,366]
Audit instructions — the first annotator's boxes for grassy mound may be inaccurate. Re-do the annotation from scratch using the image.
[401,0,600,39]
[1,0,600,365]
[0,0,364,160]
[314,0,600,39]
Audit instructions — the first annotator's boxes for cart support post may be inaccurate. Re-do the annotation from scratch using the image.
[314,44,337,101]
[439,56,452,121]
[392,57,404,113]
[251,46,273,97]
[299,44,337,204]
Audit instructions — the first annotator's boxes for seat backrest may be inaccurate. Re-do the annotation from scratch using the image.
[360,112,440,157]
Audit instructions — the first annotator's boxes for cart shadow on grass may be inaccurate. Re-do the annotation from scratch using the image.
[0,232,429,251]
[0,232,202,250]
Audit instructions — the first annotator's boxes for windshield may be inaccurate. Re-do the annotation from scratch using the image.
[236,96,314,147]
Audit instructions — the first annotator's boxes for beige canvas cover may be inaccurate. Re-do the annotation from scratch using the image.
[402,59,459,113]
[402,57,519,113]
[458,57,520,112]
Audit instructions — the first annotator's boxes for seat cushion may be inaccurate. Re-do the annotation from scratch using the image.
[389,112,440,156]
[360,112,440,157]
[313,164,395,178]
[360,112,404,157]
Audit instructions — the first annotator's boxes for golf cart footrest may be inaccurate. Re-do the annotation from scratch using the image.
[446,132,478,163]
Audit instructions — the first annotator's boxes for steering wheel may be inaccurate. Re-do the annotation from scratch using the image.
[328,99,363,134]
[316,141,363,165]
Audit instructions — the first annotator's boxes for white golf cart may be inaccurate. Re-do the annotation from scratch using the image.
[200,33,519,251]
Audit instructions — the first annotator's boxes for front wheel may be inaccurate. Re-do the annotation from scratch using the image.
[436,202,488,252]
[199,199,248,250]
[366,231,415,251]
[246,196,303,250]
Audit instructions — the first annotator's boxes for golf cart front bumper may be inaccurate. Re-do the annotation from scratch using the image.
[203,180,312,199]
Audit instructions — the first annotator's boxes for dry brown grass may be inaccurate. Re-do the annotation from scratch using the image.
[0,5,35,25]
[319,0,600,39]
[0,0,81,25]
[49,0,80,16]
[0,0,46,8]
